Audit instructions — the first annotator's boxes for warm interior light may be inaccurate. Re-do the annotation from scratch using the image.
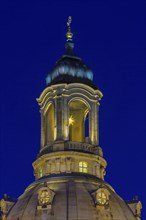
[79,161,88,173]
[69,115,74,125]
[96,191,107,205]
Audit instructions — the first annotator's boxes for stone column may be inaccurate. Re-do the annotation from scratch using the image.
[97,103,99,146]
[62,96,69,141]
[47,160,51,174]
[89,101,99,145]
[95,163,101,178]
[55,158,60,173]
[60,158,66,172]
[100,166,105,180]
[66,158,71,173]
[54,97,63,141]
[50,160,55,173]
[40,110,45,147]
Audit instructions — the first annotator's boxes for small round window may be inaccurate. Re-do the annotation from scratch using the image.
[96,191,107,205]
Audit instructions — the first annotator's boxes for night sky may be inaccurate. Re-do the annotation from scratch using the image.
[0,0,146,218]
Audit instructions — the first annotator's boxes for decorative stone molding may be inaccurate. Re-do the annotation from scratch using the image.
[127,200,142,220]
[37,83,103,148]
[136,201,142,220]
[37,186,55,211]
[33,151,107,180]
[92,187,110,208]
[0,196,15,220]
[0,199,7,220]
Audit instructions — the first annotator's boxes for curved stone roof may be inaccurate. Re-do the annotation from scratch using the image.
[7,175,136,220]
[45,41,97,89]
[46,55,93,83]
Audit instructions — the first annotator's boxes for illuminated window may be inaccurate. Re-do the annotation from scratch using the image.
[79,161,88,173]
[96,191,107,205]
[39,189,50,206]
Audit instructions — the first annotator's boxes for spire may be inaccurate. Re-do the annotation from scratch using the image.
[65,16,74,55]
[66,16,73,40]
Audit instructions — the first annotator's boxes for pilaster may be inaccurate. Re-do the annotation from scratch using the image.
[89,101,98,145]
[54,97,63,141]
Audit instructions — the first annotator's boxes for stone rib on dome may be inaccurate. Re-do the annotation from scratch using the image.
[1,18,141,220]
[7,176,136,220]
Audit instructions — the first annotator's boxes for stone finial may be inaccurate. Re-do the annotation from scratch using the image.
[66,16,73,40]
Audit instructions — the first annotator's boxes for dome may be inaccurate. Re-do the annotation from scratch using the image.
[1,18,141,220]
[7,174,136,220]
[46,41,97,89]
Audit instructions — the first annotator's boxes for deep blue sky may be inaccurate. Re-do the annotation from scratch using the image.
[0,0,146,218]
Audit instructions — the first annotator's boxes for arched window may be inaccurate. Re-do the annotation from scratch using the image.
[85,112,89,140]
[79,161,88,173]
[44,103,55,146]
[69,99,90,142]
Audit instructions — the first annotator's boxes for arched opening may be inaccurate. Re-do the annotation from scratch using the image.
[69,99,90,142]
[84,112,90,143]
[44,103,55,145]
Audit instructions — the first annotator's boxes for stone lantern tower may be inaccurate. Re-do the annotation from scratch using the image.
[0,17,142,220]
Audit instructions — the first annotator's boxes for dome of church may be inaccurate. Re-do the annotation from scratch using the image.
[45,18,98,90]
[45,17,98,89]
[45,40,98,89]
[7,174,137,220]
[46,53,94,85]
[0,17,141,220]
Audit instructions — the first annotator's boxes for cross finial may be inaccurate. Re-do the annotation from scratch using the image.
[66,16,73,40]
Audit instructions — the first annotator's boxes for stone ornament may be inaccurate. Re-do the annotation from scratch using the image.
[135,201,142,220]
[95,188,110,206]
[37,186,55,210]
[0,199,8,220]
